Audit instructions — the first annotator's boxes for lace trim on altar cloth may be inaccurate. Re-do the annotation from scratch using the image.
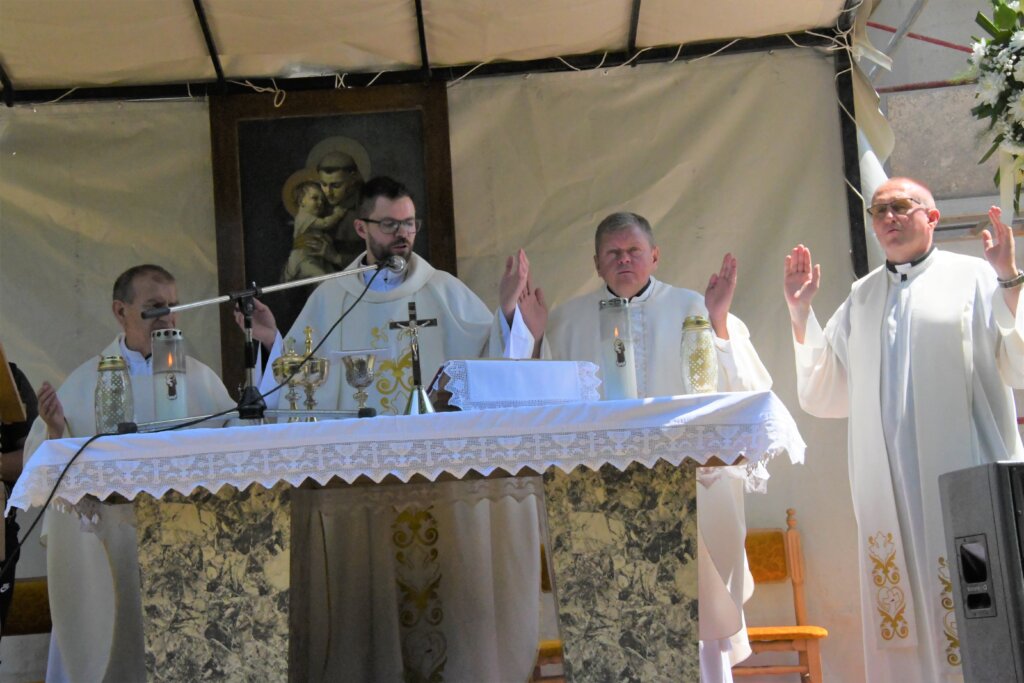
[315,477,544,514]
[9,392,805,510]
[438,359,601,410]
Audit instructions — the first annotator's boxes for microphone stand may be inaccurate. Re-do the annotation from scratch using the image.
[142,258,405,423]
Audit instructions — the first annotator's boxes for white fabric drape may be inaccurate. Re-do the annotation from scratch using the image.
[298,478,542,683]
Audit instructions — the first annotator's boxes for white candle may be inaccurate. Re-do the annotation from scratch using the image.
[600,325,638,400]
[152,329,188,421]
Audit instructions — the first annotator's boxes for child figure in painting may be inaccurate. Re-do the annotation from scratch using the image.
[282,180,345,282]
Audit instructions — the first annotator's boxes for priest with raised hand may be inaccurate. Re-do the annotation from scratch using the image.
[538,211,773,682]
[22,264,237,683]
[246,175,548,682]
[784,177,1024,681]
[249,175,539,412]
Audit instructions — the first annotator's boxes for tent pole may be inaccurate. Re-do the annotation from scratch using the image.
[192,0,226,90]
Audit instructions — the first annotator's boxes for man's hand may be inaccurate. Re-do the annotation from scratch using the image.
[37,381,66,439]
[783,244,821,344]
[983,206,1019,280]
[985,206,1021,315]
[705,253,738,340]
[519,278,548,358]
[234,297,278,349]
[499,249,531,324]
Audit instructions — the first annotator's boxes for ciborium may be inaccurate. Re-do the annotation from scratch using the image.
[271,337,306,422]
[341,353,376,417]
[298,327,329,421]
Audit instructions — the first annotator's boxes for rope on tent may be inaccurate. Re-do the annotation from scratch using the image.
[39,88,78,105]
[448,61,493,87]
[228,78,285,107]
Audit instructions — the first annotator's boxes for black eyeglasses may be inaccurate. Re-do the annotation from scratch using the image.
[360,218,422,234]
[866,197,924,217]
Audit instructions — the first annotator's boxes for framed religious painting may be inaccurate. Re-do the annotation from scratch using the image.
[210,84,456,395]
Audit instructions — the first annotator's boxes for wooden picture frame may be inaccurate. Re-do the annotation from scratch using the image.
[210,84,455,395]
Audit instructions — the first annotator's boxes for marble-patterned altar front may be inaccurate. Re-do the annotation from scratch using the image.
[10,392,803,682]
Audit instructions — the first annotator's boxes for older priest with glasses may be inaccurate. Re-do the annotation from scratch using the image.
[784,177,1024,682]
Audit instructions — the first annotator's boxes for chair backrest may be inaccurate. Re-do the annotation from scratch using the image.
[744,508,809,626]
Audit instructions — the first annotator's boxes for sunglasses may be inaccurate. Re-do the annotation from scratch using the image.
[866,197,924,217]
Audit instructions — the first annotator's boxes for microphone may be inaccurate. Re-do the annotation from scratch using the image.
[141,306,171,320]
[381,255,407,273]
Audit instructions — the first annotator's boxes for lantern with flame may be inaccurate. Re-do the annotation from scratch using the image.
[152,328,188,422]
[597,298,638,400]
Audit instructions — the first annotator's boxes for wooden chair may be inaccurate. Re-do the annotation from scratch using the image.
[732,508,828,683]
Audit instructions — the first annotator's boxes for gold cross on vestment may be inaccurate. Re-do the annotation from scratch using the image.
[389,302,438,386]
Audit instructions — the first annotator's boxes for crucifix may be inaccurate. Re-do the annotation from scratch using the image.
[389,302,438,413]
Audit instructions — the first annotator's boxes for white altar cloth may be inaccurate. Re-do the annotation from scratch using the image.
[9,390,804,511]
[434,359,601,410]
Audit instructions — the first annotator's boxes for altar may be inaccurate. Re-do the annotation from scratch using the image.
[10,390,804,682]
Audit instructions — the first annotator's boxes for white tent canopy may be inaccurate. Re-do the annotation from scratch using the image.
[0,0,848,90]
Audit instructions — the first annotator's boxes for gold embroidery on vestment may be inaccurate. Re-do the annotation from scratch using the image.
[938,556,961,667]
[393,507,447,681]
[868,531,910,641]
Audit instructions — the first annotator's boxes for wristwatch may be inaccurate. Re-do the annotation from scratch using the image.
[998,270,1024,288]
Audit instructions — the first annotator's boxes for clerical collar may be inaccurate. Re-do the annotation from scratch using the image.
[886,247,935,282]
[606,279,653,302]
[360,254,407,292]
[118,337,152,376]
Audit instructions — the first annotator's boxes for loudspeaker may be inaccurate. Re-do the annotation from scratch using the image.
[939,461,1024,682]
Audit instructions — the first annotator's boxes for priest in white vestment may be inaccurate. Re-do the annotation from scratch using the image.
[539,212,774,683]
[784,177,1024,682]
[22,265,237,683]
[250,176,546,682]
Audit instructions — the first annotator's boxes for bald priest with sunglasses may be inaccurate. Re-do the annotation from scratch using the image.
[783,177,1024,682]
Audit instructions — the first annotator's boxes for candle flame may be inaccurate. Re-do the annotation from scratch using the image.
[167,352,174,368]
[614,326,620,337]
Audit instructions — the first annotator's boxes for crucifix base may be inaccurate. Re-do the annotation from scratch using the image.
[404,384,435,415]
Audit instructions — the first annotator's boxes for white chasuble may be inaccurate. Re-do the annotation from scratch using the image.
[263,253,512,415]
[269,252,541,682]
[543,277,774,675]
[794,250,1024,682]
[22,336,236,683]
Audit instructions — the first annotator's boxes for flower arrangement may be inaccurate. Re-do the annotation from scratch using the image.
[971,1,1024,204]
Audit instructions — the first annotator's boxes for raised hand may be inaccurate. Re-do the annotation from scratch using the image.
[519,277,548,357]
[983,206,1019,281]
[499,249,531,324]
[705,253,738,339]
[783,244,821,342]
[985,206,1022,315]
[37,381,66,439]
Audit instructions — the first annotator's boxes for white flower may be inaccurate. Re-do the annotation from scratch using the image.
[1012,30,1024,50]
[1009,92,1024,122]
[972,39,989,67]
[1015,58,1024,83]
[1009,1,1021,11]
[978,71,1007,106]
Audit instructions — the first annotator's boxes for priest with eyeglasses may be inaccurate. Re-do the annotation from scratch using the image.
[783,177,1024,682]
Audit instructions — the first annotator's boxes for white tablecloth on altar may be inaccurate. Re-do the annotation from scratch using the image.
[9,390,805,511]
[433,358,601,409]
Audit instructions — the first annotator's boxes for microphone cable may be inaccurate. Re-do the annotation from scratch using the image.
[0,264,388,578]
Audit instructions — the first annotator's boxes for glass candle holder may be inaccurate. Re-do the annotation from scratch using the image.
[598,298,638,400]
[152,329,188,421]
